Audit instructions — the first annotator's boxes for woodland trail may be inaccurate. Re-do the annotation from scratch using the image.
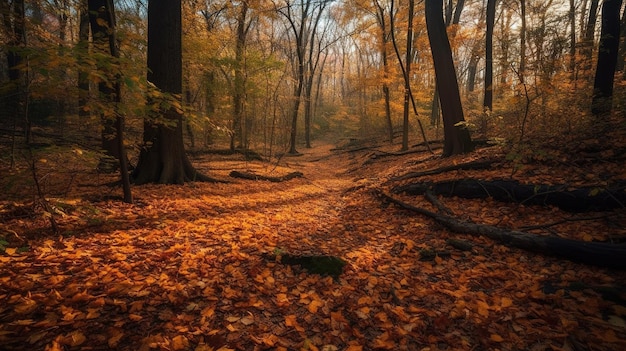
[1,142,626,350]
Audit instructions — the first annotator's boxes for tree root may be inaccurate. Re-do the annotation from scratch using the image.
[229,170,304,182]
[376,190,626,270]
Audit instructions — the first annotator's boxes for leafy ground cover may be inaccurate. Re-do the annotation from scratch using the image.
[1,141,625,351]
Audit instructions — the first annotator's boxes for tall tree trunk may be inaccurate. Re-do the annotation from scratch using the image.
[466,54,478,92]
[582,0,600,74]
[569,0,576,74]
[88,0,125,171]
[425,0,473,157]
[431,0,466,127]
[591,0,623,118]
[401,0,415,151]
[375,0,394,143]
[133,0,213,184]
[483,0,496,111]
[519,0,526,84]
[78,0,90,120]
[230,0,249,152]
[3,0,28,143]
[618,6,626,73]
[88,0,132,202]
[304,3,326,149]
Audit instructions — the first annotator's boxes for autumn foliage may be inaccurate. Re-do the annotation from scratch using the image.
[1,140,626,350]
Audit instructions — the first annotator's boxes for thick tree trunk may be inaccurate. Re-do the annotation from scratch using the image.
[133,0,216,185]
[591,0,623,118]
[425,0,473,157]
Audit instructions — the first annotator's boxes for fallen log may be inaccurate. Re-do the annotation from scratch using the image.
[377,190,626,270]
[229,170,303,182]
[393,179,626,212]
[390,160,497,181]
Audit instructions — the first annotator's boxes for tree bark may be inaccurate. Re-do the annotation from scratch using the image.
[591,0,623,118]
[230,0,249,152]
[400,0,415,152]
[78,0,90,120]
[483,0,496,111]
[519,0,526,84]
[374,0,394,143]
[425,0,473,157]
[582,0,600,73]
[87,0,132,202]
[133,0,216,184]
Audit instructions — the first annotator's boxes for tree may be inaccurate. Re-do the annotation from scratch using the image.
[430,0,465,127]
[276,0,328,155]
[374,0,394,144]
[425,0,473,157]
[230,0,251,152]
[133,0,214,184]
[88,0,132,202]
[591,0,623,118]
[1,0,27,147]
[518,0,526,84]
[483,0,496,112]
[581,0,599,74]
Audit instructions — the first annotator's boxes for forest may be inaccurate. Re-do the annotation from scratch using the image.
[1,0,626,350]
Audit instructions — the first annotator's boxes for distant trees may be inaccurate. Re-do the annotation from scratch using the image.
[276,0,330,154]
[2,0,625,178]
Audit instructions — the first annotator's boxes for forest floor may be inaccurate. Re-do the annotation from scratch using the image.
[1,136,626,351]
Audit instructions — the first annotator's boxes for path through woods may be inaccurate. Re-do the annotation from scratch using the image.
[1,142,625,350]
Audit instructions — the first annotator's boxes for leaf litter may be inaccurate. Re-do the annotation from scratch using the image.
[0,142,625,350]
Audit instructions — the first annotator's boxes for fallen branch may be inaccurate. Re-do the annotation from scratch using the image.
[393,179,626,212]
[390,160,497,181]
[377,190,626,270]
[229,170,303,182]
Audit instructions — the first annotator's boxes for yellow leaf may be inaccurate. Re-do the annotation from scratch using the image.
[490,334,504,342]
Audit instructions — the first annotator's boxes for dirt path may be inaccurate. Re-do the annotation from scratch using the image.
[1,143,625,351]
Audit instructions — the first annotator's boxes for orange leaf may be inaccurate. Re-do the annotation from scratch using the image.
[308,299,324,313]
[171,335,189,350]
[490,334,504,342]
[476,300,490,318]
